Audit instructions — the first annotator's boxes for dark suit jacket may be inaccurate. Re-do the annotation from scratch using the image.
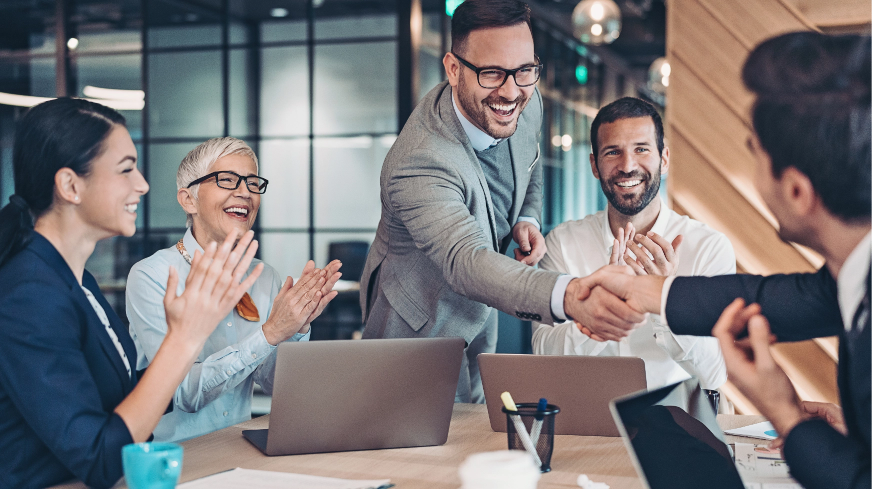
[666,268,870,489]
[0,232,138,489]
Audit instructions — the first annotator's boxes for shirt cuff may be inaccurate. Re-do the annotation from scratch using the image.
[244,328,277,364]
[291,329,311,342]
[660,276,678,325]
[517,216,540,230]
[550,274,575,321]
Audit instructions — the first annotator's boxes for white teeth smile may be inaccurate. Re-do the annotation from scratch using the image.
[124,204,137,213]
[616,180,642,188]
[225,207,248,216]
[489,103,517,113]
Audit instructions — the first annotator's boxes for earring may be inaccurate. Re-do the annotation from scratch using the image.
[74,196,79,201]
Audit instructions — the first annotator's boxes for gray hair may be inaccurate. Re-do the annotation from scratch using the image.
[177,137,259,228]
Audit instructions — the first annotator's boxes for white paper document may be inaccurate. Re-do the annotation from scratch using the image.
[725,421,778,440]
[177,468,391,489]
[734,443,801,489]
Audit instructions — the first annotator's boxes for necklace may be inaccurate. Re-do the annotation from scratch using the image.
[176,238,260,322]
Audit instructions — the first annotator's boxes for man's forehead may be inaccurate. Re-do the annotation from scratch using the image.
[599,117,657,144]
[462,24,535,66]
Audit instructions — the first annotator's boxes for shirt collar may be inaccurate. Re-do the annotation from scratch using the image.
[837,230,871,331]
[183,227,204,256]
[452,91,502,151]
[600,197,671,250]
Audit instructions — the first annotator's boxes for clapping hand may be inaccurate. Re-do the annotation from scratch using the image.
[769,401,847,449]
[262,259,343,344]
[163,229,263,347]
[712,299,805,439]
[609,222,636,267]
[305,259,343,324]
[625,231,683,277]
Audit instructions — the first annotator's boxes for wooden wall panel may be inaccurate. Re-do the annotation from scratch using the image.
[785,0,872,29]
[670,0,755,118]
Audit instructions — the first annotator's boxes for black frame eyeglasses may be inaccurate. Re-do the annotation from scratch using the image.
[452,52,542,89]
[187,171,269,194]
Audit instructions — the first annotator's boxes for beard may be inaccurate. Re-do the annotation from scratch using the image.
[599,165,661,216]
[457,74,529,140]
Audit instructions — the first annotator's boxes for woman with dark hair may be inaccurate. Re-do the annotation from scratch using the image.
[0,98,265,489]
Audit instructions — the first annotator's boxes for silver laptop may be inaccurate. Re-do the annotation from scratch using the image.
[479,354,647,436]
[610,378,801,489]
[243,337,464,456]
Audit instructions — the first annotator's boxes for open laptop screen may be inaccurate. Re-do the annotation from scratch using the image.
[612,379,745,489]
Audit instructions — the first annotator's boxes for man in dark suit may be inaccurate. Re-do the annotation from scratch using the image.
[582,32,870,489]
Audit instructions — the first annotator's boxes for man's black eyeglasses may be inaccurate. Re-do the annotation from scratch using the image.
[452,53,542,89]
[187,171,269,194]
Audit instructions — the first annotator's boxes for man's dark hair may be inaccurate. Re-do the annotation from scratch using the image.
[590,97,664,164]
[451,0,532,56]
[743,32,871,221]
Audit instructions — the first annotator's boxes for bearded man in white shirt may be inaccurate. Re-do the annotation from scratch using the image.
[532,97,732,394]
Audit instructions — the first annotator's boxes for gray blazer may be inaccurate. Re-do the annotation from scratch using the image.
[360,81,561,345]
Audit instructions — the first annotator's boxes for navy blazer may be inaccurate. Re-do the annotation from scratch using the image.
[666,268,870,489]
[0,232,139,489]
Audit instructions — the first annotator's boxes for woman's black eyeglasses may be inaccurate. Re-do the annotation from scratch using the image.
[187,171,269,194]
[452,53,542,89]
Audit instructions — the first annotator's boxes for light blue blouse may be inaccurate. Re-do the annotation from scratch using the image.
[126,228,309,442]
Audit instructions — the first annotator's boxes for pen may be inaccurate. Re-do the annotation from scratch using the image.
[500,391,542,468]
[529,398,547,445]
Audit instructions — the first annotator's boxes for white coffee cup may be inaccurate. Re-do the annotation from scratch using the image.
[459,450,541,489]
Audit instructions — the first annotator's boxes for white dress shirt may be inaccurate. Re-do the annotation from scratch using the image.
[838,231,871,332]
[126,228,309,442]
[532,201,733,390]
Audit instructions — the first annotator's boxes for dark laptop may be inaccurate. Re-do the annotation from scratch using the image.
[610,378,801,489]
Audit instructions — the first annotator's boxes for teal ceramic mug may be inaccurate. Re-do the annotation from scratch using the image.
[122,442,183,489]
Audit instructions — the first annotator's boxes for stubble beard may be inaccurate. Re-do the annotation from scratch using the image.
[600,165,662,216]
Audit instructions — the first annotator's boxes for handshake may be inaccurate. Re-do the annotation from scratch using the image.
[561,223,682,342]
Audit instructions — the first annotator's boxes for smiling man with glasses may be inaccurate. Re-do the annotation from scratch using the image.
[360,0,643,403]
[125,137,342,441]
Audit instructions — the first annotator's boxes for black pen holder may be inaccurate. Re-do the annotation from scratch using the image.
[501,403,560,472]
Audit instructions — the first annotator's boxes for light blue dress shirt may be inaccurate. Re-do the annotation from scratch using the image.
[451,93,573,320]
[126,228,309,442]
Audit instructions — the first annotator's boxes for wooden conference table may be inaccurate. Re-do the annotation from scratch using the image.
[55,404,766,489]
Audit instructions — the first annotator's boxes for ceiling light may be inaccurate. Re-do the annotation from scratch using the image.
[270,7,289,17]
[648,57,670,95]
[572,0,621,45]
[83,86,145,101]
[590,2,604,21]
[0,92,143,111]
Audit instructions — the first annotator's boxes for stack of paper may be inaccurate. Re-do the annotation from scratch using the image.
[177,468,391,489]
